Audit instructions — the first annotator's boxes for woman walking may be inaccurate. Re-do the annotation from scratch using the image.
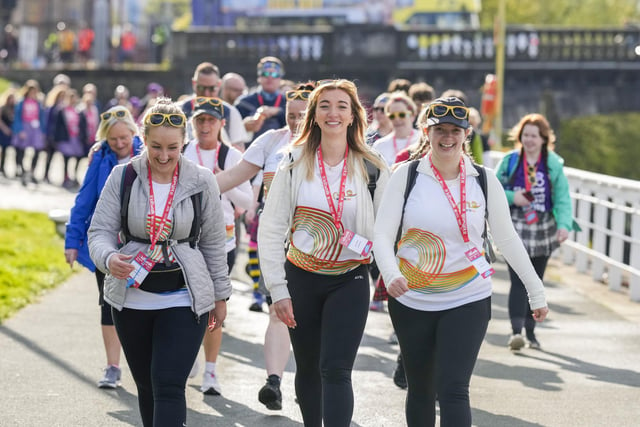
[258,79,389,426]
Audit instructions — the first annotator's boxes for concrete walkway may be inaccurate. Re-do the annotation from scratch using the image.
[1,165,640,426]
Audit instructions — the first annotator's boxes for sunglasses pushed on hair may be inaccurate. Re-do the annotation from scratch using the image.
[285,90,311,101]
[387,111,410,120]
[100,110,128,121]
[195,97,223,107]
[145,113,186,127]
[428,104,469,120]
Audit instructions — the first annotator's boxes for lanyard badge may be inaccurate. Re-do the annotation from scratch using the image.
[126,163,179,287]
[317,146,373,257]
[431,155,494,278]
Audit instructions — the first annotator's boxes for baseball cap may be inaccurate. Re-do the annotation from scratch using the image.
[192,97,224,120]
[425,97,470,129]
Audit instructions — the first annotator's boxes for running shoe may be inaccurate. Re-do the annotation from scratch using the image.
[201,370,222,395]
[98,365,121,389]
[508,334,526,351]
[393,354,408,389]
[249,291,264,312]
[258,375,283,410]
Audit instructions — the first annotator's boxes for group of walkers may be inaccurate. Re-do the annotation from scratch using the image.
[2,53,579,426]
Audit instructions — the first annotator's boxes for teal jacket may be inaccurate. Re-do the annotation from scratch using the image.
[495,149,580,231]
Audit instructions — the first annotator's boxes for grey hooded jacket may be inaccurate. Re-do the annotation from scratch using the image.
[88,152,231,316]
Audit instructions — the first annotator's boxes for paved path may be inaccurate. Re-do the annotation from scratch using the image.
[1,160,640,426]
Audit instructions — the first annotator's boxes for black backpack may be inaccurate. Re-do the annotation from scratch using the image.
[398,159,496,263]
[119,163,203,262]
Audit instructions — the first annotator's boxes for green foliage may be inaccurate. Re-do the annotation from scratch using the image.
[559,113,640,180]
[0,210,75,322]
[144,0,191,29]
[480,0,640,28]
[0,78,10,94]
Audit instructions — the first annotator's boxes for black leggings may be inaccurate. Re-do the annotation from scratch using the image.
[508,255,549,336]
[388,296,491,427]
[285,261,370,427]
[95,270,114,326]
[112,306,207,427]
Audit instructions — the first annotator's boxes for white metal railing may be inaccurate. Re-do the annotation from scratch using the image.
[489,151,640,302]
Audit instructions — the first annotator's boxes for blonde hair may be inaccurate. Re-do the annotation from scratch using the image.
[95,105,138,143]
[290,79,386,180]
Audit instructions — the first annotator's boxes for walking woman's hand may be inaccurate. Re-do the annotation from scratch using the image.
[64,248,78,268]
[274,298,296,329]
[386,277,409,298]
[532,306,549,322]
[208,300,227,331]
[107,253,135,280]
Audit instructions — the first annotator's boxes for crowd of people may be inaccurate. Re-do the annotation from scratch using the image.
[0,55,577,427]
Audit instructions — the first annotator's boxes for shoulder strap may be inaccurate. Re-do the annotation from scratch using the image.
[120,163,138,241]
[364,158,380,200]
[217,143,229,171]
[396,160,420,248]
[188,192,202,248]
[119,162,202,248]
[506,151,520,185]
[472,163,496,263]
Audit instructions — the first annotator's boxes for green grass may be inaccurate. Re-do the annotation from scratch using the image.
[0,78,10,94]
[0,210,76,322]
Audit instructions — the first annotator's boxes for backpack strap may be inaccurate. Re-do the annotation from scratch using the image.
[472,163,496,263]
[217,143,229,171]
[120,163,138,240]
[396,160,420,249]
[119,163,202,252]
[364,159,380,200]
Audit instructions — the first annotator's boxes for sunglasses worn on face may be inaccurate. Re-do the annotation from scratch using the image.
[429,104,469,119]
[387,111,410,120]
[260,71,281,78]
[285,90,311,101]
[145,113,186,127]
[196,84,218,94]
[101,110,128,121]
[195,97,223,107]
[373,107,385,113]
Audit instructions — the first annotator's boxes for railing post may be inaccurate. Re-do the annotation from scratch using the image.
[629,202,640,301]
[574,187,591,273]
[591,196,608,281]
[608,195,625,292]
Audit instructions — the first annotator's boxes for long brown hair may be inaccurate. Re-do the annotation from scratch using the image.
[509,113,556,159]
[291,79,386,180]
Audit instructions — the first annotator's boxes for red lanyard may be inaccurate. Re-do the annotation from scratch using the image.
[147,163,179,250]
[317,145,349,230]
[522,152,539,192]
[257,93,283,108]
[195,143,220,173]
[393,130,414,155]
[430,155,469,243]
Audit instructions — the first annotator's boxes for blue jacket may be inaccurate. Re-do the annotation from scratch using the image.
[495,149,580,232]
[65,136,144,270]
[12,99,47,134]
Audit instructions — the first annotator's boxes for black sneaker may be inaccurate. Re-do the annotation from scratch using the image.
[258,375,282,410]
[393,354,408,389]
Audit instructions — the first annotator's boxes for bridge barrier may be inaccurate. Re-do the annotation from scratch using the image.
[490,151,640,302]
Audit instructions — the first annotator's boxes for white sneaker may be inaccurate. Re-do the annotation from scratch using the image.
[201,370,222,395]
[188,359,200,379]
